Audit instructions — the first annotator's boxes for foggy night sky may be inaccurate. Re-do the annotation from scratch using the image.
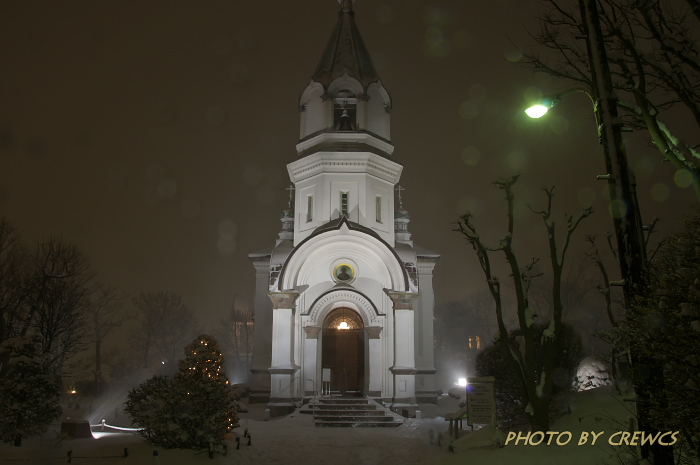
[1,0,697,332]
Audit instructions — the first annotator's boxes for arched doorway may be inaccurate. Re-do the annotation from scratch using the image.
[322,308,365,396]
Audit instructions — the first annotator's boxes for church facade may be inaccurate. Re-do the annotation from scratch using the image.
[248,0,439,416]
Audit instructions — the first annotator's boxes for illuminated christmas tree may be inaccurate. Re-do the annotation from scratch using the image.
[179,334,229,384]
[125,334,239,449]
[178,334,238,433]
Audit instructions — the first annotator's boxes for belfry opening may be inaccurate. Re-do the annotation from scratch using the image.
[322,308,365,396]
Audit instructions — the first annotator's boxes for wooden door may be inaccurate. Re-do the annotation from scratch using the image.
[322,329,364,395]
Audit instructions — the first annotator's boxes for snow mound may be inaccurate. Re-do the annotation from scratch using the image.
[573,356,613,391]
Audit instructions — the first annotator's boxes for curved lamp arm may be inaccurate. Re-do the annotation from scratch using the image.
[525,87,593,118]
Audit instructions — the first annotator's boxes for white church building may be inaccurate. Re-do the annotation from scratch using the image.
[248,0,439,416]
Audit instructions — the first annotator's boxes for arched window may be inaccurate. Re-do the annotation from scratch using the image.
[323,308,364,330]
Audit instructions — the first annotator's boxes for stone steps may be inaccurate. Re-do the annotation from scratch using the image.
[314,404,377,411]
[311,398,403,428]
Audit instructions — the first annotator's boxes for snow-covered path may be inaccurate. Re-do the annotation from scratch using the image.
[232,412,446,465]
[0,389,638,465]
[0,398,457,465]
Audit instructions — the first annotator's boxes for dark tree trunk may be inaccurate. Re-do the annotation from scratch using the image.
[579,1,674,463]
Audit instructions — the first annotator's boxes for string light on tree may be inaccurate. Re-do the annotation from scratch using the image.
[179,334,237,430]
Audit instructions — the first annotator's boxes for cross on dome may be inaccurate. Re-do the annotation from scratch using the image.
[338,0,355,12]
[286,185,295,208]
[395,185,405,209]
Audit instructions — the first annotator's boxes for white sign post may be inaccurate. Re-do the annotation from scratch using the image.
[322,368,331,396]
[466,376,496,427]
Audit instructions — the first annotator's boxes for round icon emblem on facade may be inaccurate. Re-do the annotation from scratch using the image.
[334,264,354,282]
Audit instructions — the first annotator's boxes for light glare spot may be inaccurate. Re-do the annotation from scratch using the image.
[217,237,236,256]
[505,48,523,62]
[424,7,449,25]
[425,27,443,45]
[218,220,238,239]
[461,146,481,166]
[458,196,482,216]
[608,199,628,218]
[524,87,544,103]
[157,179,177,199]
[375,5,394,23]
[459,101,478,120]
[634,157,654,179]
[244,165,263,185]
[505,149,527,171]
[651,183,670,202]
[424,27,451,58]
[674,169,694,188]
[468,85,487,104]
[548,114,569,134]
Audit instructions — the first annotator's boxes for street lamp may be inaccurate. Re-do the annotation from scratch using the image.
[524,104,550,119]
[524,88,588,120]
[524,86,647,304]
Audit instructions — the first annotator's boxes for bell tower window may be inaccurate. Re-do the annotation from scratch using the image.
[333,91,357,131]
[340,191,349,216]
[307,195,313,222]
[375,195,382,223]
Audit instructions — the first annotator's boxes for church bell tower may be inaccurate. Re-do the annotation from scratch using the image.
[248,0,439,417]
[289,0,401,246]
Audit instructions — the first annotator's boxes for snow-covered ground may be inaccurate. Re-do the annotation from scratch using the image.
[1,387,641,465]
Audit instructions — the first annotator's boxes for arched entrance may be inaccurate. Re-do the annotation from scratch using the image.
[322,308,365,396]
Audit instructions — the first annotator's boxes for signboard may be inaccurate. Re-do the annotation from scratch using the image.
[466,376,496,426]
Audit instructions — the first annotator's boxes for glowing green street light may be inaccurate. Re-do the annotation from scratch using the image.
[524,90,588,119]
[524,104,551,118]
[525,96,563,118]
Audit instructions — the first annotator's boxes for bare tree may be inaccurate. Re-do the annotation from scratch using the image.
[433,293,498,378]
[0,219,29,377]
[526,0,700,200]
[86,284,129,395]
[216,294,254,384]
[26,237,92,374]
[455,176,592,431]
[131,291,200,373]
[528,258,610,355]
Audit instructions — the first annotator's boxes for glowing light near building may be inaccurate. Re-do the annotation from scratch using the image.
[337,321,349,330]
[457,378,468,387]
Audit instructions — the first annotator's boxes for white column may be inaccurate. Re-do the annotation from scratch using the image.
[415,257,439,403]
[249,259,271,401]
[365,326,383,398]
[386,291,419,413]
[303,326,321,397]
[268,292,300,416]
